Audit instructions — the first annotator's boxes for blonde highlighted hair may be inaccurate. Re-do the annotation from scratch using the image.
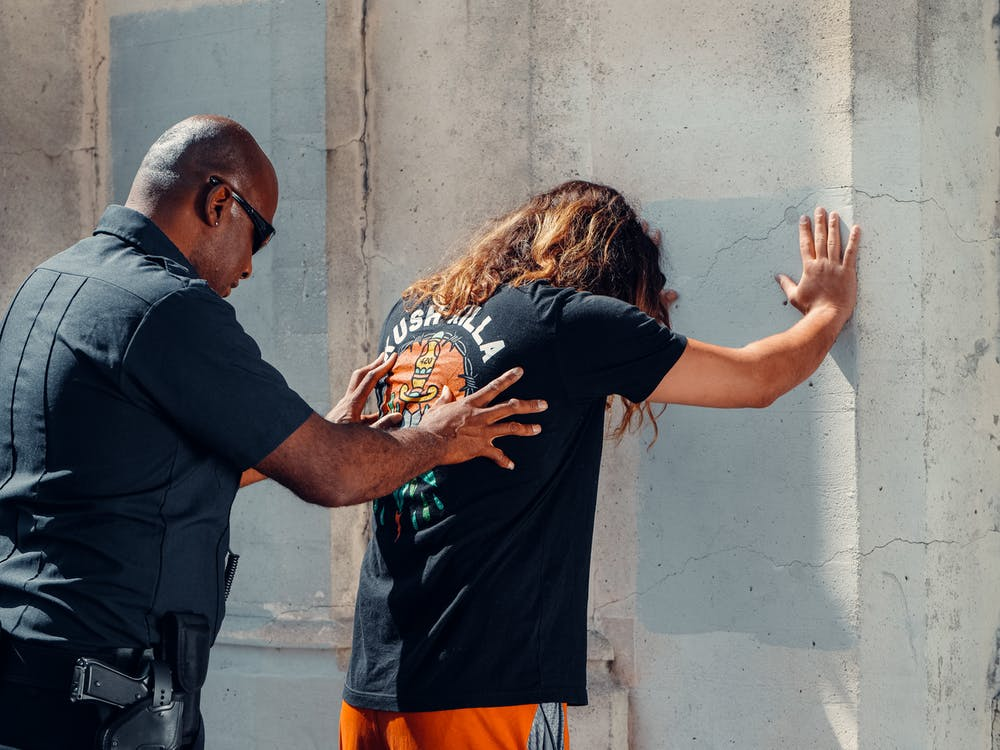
[404,180,672,440]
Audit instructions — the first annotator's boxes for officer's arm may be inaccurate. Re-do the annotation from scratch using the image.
[649,208,859,408]
[239,352,400,490]
[250,368,546,507]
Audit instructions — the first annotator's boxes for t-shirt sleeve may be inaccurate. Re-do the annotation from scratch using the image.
[556,290,687,403]
[120,285,315,469]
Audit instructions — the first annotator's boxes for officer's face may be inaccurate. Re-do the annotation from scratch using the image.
[198,175,278,298]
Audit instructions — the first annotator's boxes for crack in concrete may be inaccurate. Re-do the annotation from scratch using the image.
[327,136,364,152]
[881,569,919,664]
[852,187,988,244]
[715,213,794,257]
[691,187,845,287]
[859,536,957,557]
[358,0,372,347]
[593,531,999,616]
[851,188,933,206]
[693,185,991,289]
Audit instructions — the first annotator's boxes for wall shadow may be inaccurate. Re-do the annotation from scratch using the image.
[636,192,859,652]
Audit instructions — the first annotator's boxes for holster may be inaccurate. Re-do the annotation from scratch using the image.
[92,612,211,750]
[97,662,185,750]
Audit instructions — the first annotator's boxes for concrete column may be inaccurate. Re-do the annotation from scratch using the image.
[853,2,1000,747]
[0,0,108,308]
[326,0,373,645]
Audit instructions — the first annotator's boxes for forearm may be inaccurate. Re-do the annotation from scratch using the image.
[253,367,542,508]
[739,304,848,406]
[320,422,448,505]
[256,415,446,508]
[650,305,849,408]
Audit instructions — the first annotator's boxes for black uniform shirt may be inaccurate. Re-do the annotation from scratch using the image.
[0,206,313,649]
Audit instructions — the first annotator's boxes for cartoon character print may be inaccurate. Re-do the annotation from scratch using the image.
[375,331,475,541]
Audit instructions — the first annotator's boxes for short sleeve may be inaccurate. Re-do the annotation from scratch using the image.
[556,291,687,403]
[121,286,315,469]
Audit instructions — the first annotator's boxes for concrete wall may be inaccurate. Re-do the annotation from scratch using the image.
[360,3,862,746]
[853,3,1000,747]
[1,1,998,748]
[0,0,108,307]
[102,1,346,743]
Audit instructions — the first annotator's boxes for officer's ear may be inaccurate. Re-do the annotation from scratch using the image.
[204,178,229,229]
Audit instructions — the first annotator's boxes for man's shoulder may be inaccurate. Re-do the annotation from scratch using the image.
[41,234,206,310]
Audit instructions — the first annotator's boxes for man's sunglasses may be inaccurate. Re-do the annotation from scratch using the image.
[208,176,276,254]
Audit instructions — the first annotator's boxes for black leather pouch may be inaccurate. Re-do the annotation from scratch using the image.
[160,612,211,693]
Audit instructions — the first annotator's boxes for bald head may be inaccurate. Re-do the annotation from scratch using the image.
[125,115,279,298]
[127,115,275,209]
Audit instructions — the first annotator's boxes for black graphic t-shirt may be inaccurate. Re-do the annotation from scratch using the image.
[344,281,687,711]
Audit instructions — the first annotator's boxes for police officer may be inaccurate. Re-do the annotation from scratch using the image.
[0,115,545,750]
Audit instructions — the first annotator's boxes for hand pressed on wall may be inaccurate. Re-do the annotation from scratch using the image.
[775,207,859,323]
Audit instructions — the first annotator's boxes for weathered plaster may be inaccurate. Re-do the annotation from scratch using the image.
[103,3,340,739]
[325,0,376,621]
[3,1,999,748]
[0,0,107,309]
[853,1,1000,747]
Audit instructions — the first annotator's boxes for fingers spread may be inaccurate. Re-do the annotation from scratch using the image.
[774,273,798,301]
[827,211,842,262]
[799,215,814,261]
[813,207,828,258]
[479,398,548,424]
[482,421,543,469]
[493,419,542,436]
[843,224,861,266]
[349,351,394,389]
[467,367,524,405]
[485,446,515,470]
[363,352,397,387]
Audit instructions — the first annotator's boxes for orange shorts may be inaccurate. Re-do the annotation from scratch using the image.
[339,700,570,750]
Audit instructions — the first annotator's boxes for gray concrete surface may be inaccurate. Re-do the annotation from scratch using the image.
[0,0,107,307]
[1,1,998,748]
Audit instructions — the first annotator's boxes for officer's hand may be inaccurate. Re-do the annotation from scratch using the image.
[416,367,546,470]
[327,352,403,430]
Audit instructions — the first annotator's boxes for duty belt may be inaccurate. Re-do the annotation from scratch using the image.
[1,613,208,750]
[0,634,150,694]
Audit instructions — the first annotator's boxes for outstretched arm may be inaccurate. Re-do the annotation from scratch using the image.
[650,207,859,408]
[251,366,546,507]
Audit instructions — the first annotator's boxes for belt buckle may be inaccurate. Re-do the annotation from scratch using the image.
[70,657,150,708]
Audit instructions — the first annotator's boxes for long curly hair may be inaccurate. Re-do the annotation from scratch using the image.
[403,180,672,440]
